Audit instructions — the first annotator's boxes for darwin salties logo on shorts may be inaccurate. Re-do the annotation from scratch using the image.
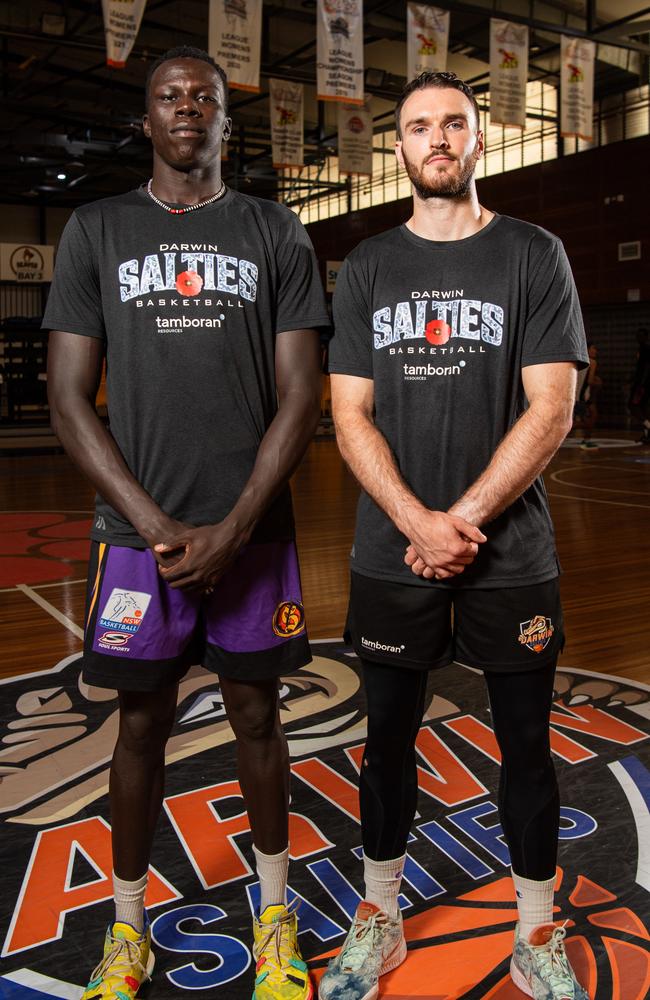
[98,588,152,637]
[272,601,305,637]
[518,614,554,653]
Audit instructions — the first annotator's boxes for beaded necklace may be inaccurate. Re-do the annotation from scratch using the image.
[146,178,226,215]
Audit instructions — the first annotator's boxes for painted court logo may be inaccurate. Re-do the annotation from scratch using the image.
[519,614,555,653]
[272,601,305,637]
[0,649,649,998]
[98,588,152,635]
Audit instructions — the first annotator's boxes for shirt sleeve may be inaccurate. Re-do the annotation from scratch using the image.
[328,254,374,378]
[522,234,588,369]
[273,210,330,334]
[41,212,105,339]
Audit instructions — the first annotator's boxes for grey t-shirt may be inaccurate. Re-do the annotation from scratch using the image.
[43,187,330,547]
[329,215,588,589]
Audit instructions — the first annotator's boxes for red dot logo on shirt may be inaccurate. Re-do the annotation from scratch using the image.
[425,319,452,345]
[175,270,203,296]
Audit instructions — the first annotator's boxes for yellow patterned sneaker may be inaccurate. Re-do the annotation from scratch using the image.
[252,902,313,1000]
[81,919,154,1000]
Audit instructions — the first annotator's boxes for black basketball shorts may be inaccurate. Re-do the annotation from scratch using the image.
[346,572,564,673]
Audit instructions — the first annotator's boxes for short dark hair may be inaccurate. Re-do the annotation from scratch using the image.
[145,46,228,113]
[395,71,481,139]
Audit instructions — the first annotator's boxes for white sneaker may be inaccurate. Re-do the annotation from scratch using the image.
[511,922,589,999]
[318,902,406,1000]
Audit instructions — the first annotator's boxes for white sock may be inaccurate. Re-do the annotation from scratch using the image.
[113,871,148,933]
[363,854,406,920]
[253,845,289,912]
[512,870,555,940]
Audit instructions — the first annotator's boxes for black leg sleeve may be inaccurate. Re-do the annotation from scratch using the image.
[485,661,560,881]
[360,659,428,862]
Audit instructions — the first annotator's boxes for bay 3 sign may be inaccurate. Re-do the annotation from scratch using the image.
[0,243,54,283]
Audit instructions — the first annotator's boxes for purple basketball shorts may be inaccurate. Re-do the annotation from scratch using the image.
[82,540,311,691]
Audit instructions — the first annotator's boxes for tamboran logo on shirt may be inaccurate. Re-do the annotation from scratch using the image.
[403,361,466,381]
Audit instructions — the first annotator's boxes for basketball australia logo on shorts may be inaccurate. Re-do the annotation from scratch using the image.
[272,600,305,638]
[518,614,554,653]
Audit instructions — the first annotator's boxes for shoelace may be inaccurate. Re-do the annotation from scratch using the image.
[255,899,301,974]
[339,911,388,973]
[534,923,576,996]
[89,934,149,987]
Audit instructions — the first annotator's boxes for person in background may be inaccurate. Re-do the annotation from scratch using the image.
[629,328,650,445]
[575,342,603,450]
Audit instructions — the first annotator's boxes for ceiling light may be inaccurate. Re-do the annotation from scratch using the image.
[57,172,67,180]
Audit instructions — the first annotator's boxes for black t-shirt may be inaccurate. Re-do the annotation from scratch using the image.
[329,215,588,589]
[43,187,330,548]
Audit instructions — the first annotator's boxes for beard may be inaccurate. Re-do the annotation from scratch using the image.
[402,146,479,200]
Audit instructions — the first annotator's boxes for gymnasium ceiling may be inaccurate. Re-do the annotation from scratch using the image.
[1,0,649,208]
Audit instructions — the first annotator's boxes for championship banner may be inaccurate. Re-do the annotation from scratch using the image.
[101,0,147,68]
[269,79,304,169]
[317,0,365,105]
[489,18,529,128]
[208,0,262,93]
[407,4,450,80]
[560,36,596,141]
[338,97,373,176]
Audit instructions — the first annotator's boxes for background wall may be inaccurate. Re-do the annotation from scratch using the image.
[0,205,73,247]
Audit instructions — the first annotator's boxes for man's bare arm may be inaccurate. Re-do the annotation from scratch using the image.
[157,328,323,590]
[406,362,577,578]
[331,373,485,579]
[47,330,183,555]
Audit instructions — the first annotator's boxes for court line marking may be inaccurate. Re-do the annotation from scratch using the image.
[0,579,86,594]
[609,759,650,893]
[550,466,650,496]
[547,491,650,510]
[15,584,84,640]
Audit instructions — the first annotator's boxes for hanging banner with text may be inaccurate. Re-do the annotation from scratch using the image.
[338,97,373,176]
[208,0,262,93]
[407,4,450,80]
[560,36,596,141]
[317,0,365,105]
[270,79,304,169]
[489,18,529,128]
[101,0,147,68]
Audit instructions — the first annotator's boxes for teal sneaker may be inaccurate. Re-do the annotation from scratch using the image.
[511,922,589,999]
[318,902,406,1000]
